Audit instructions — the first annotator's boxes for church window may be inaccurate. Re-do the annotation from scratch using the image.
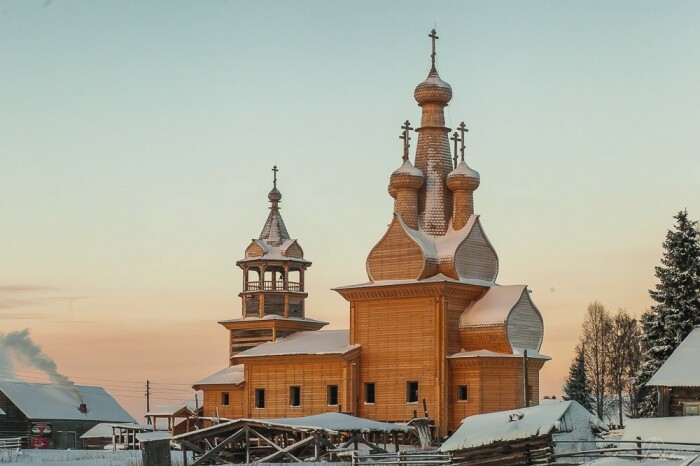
[458,385,468,401]
[290,386,301,407]
[327,385,338,406]
[407,381,419,403]
[221,392,230,406]
[364,383,375,404]
[255,389,265,409]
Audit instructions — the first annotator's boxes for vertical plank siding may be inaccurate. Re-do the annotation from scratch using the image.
[366,217,425,281]
[505,291,544,351]
[454,221,498,282]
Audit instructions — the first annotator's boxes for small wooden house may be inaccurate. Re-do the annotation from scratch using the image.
[195,30,548,437]
[647,326,700,417]
[439,401,606,465]
[0,380,135,449]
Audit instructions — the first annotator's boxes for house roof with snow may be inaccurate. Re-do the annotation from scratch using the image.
[233,330,359,359]
[648,327,700,387]
[622,417,700,444]
[193,364,245,387]
[439,401,606,452]
[146,392,201,417]
[0,381,135,422]
[80,422,150,439]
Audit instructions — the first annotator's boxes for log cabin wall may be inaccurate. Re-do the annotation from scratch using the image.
[447,358,483,433]
[241,354,356,419]
[200,384,245,419]
[668,387,700,416]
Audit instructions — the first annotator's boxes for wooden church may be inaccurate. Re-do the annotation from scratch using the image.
[193,30,548,436]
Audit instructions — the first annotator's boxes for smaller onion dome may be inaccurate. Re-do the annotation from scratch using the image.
[414,69,453,106]
[268,187,282,202]
[447,160,480,192]
[388,160,425,198]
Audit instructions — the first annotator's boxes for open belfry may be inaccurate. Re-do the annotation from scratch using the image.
[194,30,548,436]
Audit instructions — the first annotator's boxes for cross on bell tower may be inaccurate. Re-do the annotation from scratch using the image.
[429,28,439,71]
[272,165,279,188]
[450,131,461,169]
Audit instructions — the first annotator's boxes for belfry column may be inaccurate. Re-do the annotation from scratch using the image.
[413,29,455,237]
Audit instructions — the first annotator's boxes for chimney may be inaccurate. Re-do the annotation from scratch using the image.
[78,403,87,414]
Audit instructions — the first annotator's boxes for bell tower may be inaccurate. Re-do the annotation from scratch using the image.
[220,167,327,360]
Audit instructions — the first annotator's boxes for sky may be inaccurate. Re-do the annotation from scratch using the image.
[1,0,699,420]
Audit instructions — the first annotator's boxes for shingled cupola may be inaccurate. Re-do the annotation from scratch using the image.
[389,120,424,230]
[220,166,326,358]
[447,122,480,230]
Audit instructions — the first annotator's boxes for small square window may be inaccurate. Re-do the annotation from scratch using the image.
[221,392,230,406]
[407,381,419,404]
[458,385,468,401]
[255,389,265,409]
[684,403,700,416]
[327,385,339,406]
[364,383,375,404]
[290,386,301,407]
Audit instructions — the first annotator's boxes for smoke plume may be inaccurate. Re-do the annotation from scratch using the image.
[0,329,84,404]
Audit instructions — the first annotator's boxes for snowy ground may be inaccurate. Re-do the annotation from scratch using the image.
[0,449,192,466]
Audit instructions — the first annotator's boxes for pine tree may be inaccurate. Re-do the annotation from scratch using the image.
[564,345,594,413]
[634,210,700,417]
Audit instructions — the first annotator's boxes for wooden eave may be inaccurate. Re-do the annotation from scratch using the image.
[236,257,312,268]
[231,347,361,366]
[448,356,547,370]
[192,382,245,391]
[334,280,487,301]
[218,318,327,332]
[237,290,309,298]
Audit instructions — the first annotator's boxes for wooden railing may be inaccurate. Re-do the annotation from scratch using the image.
[244,281,301,291]
[352,451,451,466]
[0,437,22,449]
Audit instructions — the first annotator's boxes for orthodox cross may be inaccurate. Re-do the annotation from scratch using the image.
[399,120,413,162]
[450,131,461,169]
[429,29,439,70]
[272,165,278,188]
[458,122,468,161]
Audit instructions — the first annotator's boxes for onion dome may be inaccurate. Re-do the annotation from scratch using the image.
[389,160,425,198]
[447,160,480,192]
[414,69,453,106]
[268,187,282,202]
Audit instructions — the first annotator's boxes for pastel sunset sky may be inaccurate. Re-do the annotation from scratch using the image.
[1,0,699,420]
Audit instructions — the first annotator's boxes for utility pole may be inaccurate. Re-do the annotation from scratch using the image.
[146,380,151,424]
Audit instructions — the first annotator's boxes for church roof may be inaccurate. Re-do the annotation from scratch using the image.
[233,330,359,359]
[218,315,327,325]
[647,326,700,387]
[459,285,529,327]
[259,198,290,246]
[447,348,550,360]
[193,364,245,386]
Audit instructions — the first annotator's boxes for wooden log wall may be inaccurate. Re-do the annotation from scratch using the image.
[200,385,246,419]
[242,354,355,418]
[668,387,700,416]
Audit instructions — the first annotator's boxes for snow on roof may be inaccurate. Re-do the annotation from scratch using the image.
[80,422,150,439]
[622,417,700,444]
[648,327,700,387]
[263,412,413,433]
[334,274,495,291]
[459,285,527,327]
[0,381,136,423]
[234,330,359,359]
[447,348,551,360]
[194,364,245,386]
[585,457,700,466]
[218,315,328,325]
[146,391,201,417]
[0,407,5,415]
[439,401,606,452]
[137,431,172,442]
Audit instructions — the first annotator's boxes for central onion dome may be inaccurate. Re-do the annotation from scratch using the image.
[268,187,282,202]
[389,160,424,198]
[447,160,480,192]
[414,69,453,106]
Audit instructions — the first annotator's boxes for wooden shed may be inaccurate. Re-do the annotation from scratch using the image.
[648,326,700,417]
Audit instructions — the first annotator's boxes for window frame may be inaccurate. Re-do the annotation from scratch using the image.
[458,385,468,402]
[221,392,230,406]
[327,385,339,406]
[364,382,376,404]
[406,381,419,404]
[255,388,265,409]
[289,386,301,408]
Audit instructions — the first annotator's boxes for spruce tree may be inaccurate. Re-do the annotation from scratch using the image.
[633,210,700,417]
[564,345,594,413]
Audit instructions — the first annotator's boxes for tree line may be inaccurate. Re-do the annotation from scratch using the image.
[563,210,700,427]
